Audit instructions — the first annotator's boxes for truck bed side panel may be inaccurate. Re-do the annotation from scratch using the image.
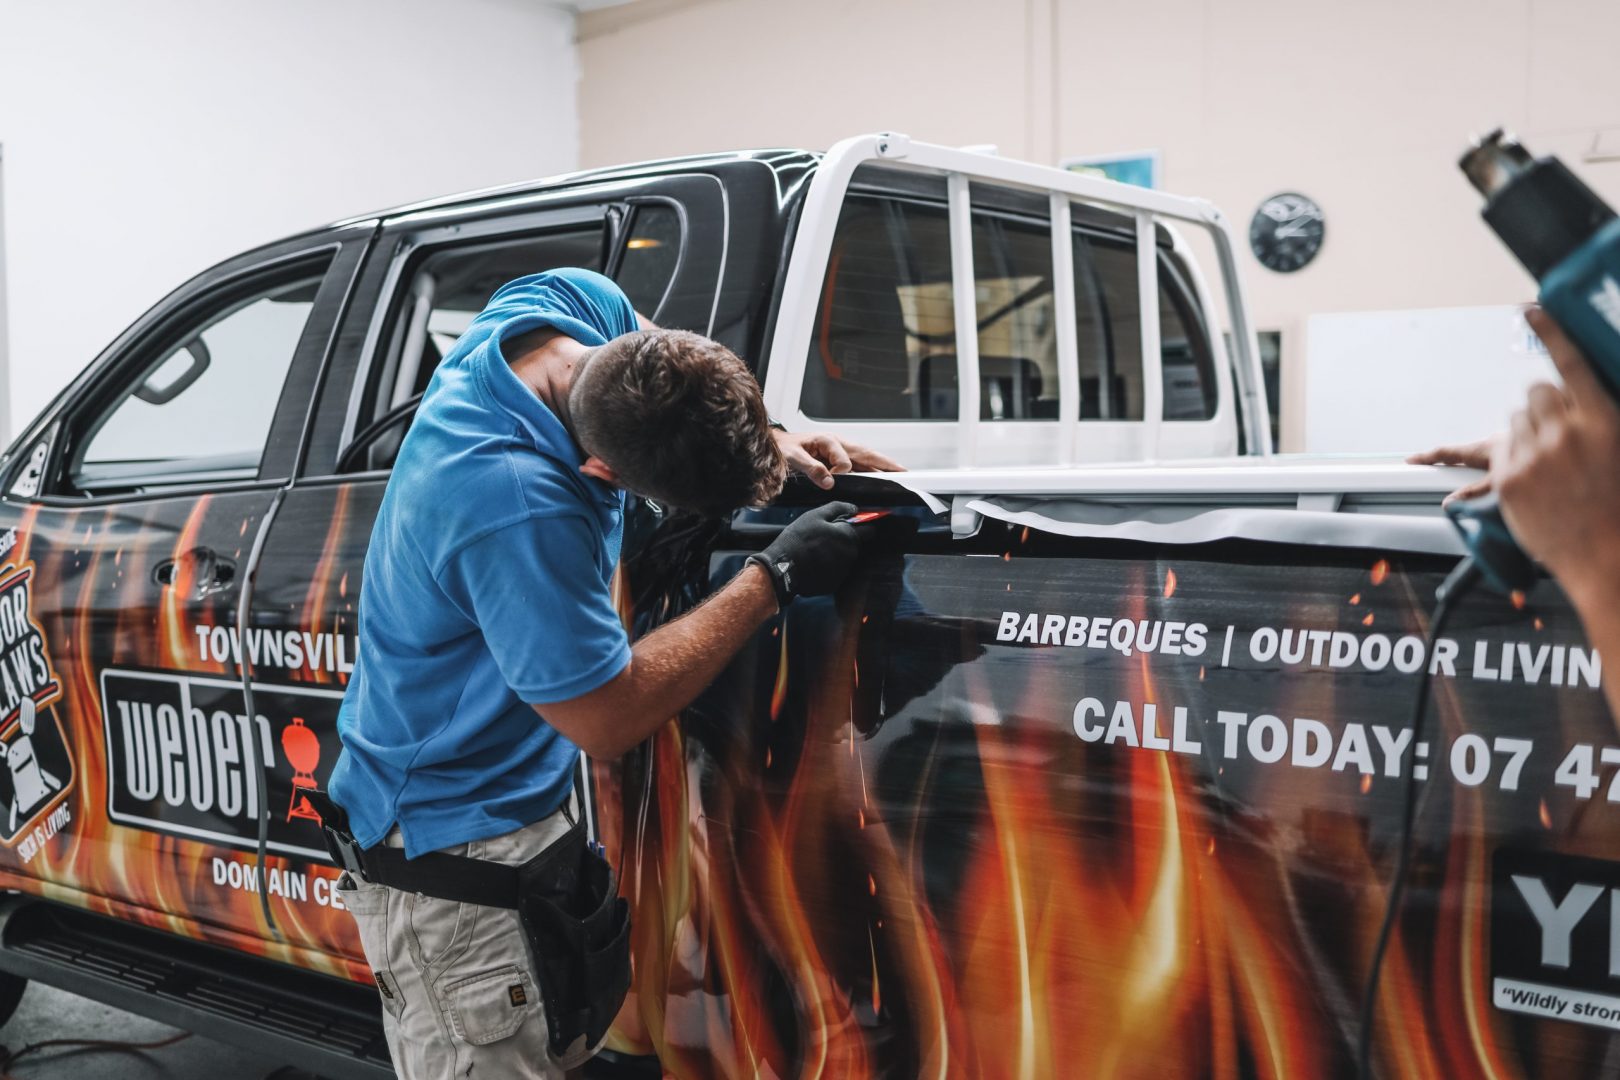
[594,507,1610,1077]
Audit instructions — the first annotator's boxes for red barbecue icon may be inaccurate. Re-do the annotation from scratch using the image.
[281,717,321,823]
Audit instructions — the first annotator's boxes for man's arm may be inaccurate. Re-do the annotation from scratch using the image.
[1490,309,1620,718]
[1409,309,1620,716]
[535,562,777,759]
[534,502,861,759]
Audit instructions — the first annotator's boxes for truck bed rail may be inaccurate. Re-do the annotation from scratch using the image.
[861,458,1474,550]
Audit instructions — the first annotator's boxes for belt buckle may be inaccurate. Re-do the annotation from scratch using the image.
[322,825,369,880]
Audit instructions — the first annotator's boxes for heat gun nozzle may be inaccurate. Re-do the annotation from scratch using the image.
[1460,128,1534,199]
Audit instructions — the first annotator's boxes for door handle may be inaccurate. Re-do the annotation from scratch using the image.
[153,547,236,597]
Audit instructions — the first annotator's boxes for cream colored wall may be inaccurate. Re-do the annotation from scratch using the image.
[579,0,1620,449]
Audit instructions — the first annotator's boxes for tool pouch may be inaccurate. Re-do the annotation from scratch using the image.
[305,788,632,1061]
[515,814,632,1060]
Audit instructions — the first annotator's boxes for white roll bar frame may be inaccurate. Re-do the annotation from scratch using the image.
[763,132,1273,460]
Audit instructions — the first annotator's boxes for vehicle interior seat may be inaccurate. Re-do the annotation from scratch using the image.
[915,354,1047,420]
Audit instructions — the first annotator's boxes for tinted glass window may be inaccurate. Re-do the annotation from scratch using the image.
[969,213,1056,421]
[347,223,603,472]
[1077,233,1146,421]
[801,196,955,421]
[897,210,1064,423]
[69,270,324,494]
[1159,261,1218,421]
[614,204,681,319]
[1259,329,1281,446]
[803,190,1185,426]
[381,226,602,409]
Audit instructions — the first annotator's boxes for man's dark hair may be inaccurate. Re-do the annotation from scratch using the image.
[569,330,785,515]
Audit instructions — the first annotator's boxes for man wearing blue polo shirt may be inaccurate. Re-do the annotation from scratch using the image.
[329,267,895,1078]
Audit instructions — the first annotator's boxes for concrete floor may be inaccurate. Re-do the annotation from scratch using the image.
[0,982,320,1080]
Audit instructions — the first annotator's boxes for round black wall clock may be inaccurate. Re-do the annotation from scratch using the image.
[1249,192,1325,273]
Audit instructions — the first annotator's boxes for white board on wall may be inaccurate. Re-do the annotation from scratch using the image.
[1304,305,1555,454]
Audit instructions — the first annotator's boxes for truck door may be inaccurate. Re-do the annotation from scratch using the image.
[247,175,723,967]
[0,232,366,957]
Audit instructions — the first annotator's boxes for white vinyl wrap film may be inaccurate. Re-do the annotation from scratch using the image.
[960,498,1466,556]
[854,459,1475,556]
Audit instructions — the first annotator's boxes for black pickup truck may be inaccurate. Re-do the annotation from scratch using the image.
[0,134,1607,1079]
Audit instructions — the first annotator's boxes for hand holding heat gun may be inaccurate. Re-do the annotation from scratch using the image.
[1451,130,1620,592]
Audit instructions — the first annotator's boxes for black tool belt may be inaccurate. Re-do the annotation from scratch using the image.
[305,789,631,1059]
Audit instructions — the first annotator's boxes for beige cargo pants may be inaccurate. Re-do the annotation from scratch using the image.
[338,804,591,1079]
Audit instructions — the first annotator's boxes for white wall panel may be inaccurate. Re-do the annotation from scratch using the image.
[0,0,580,434]
[1304,305,1555,454]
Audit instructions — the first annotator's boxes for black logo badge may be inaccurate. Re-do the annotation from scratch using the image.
[0,565,61,732]
[0,697,73,846]
[99,669,343,859]
[1492,848,1620,1030]
[0,562,71,847]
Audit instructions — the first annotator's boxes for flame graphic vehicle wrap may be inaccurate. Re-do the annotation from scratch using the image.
[0,487,368,982]
[594,525,1616,1078]
[0,480,1614,1076]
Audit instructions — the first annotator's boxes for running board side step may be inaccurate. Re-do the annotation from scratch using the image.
[0,896,392,1079]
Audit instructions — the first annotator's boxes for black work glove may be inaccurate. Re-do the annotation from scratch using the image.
[745,502,862,608]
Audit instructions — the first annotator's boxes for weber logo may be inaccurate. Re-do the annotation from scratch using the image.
[98,669,343,861]
[1492,849,1620,1030]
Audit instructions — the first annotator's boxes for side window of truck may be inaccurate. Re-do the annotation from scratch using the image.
[339,206,687,476]
[341,224,605,474]
[59,261,329,496]
[801,192,1152,424]
[613,203,682,319]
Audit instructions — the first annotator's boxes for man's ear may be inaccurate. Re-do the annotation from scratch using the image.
[579,456,619,486]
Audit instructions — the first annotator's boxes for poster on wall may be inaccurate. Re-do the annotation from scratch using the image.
[1061,149,1161,189]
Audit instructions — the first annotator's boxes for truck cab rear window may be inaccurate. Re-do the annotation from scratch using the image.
[961,210,1059,422]
[801,192,1150,425]
[801,196,954,421]
[1159,258,1218,421]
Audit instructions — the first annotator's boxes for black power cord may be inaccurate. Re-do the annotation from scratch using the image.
[0,1030,192,1076]
[1356,555,1482,1078]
